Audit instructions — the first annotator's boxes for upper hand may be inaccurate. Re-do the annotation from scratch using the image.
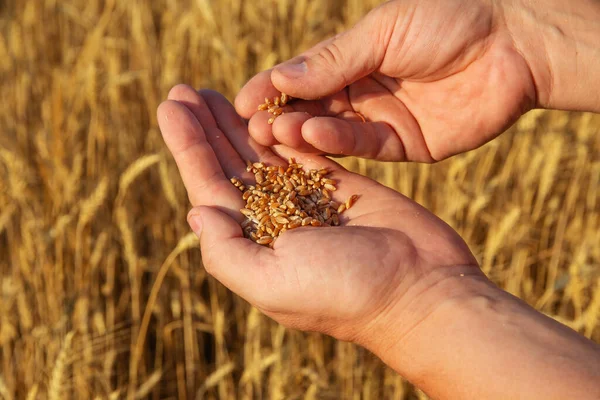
[157,84,480,348]
[234,0,537,162]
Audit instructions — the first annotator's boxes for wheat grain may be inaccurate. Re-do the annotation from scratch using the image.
[257,236,273,245]
[235,159,357,246]
[345,194,359,210]
[258,93,293,124]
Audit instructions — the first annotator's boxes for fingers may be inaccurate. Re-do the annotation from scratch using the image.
[234,68,281,119]
[301,118,405,161]
[157,98,244,219]
[188,206,277,304]
[234,41,341,119]
[251,75,433,162]
[250,108,401,160]
[271,112,321,153]
[199,89,285,169]
[167,85,249,180]
[246,97,327,148]
[270,145,344,173]
[233,9,386,116]
[270,7,388,99]
[248,110,321,154]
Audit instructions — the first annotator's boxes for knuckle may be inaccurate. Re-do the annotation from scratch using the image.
[317,41,351,86]
[316,41,344,68]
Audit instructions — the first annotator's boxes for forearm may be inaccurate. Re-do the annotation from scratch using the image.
[365,272,600,399]
[503,0,600,113]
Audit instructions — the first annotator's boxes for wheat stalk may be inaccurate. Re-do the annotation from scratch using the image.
[47,331,75,400]
[78,177,109,230]
[0,375,12,400]
[25,384,38,400]
[128,232,198,399]
[134,369,163,399]
[117,154,161,204]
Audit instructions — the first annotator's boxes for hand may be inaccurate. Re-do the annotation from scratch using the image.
[157,85,600,400]
[157,84,479,347]
[234,0,538,162]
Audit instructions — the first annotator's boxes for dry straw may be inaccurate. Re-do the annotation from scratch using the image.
[47,331,75,400]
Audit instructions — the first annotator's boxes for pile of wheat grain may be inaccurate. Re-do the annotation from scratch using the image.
[231,159,358,246]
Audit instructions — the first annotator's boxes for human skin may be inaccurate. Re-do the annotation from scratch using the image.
[157,85,600,399]
[158,0,600,397]
[234,0,600,162]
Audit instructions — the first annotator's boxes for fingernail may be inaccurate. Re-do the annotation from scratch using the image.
[188,213,203,236]
[276,61,307,79]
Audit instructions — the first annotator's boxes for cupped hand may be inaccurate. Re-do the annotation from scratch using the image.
[157,84,480,347]
[235,0,537,162]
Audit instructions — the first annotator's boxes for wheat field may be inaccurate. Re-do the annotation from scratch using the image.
[0,0,599,399]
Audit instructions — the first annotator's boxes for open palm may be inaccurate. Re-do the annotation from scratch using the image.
[235,0,536,162]
[158,85,479,343]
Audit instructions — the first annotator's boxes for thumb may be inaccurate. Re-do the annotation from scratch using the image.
[187,206,275,302]
[271,8,388,99]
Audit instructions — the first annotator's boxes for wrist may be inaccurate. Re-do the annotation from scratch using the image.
[363,265,600,399]
[502,0,600,113]
[355,264,488,370]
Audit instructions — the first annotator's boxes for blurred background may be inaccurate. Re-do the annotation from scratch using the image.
[0,0,599,399]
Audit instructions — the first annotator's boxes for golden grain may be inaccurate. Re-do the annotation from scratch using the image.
[345,194,359,210]
[236,160,358,246]
[258,93,292,124]
[257,236,274,245]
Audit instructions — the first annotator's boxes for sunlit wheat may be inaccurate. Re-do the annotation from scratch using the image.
[0,0,598,399]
